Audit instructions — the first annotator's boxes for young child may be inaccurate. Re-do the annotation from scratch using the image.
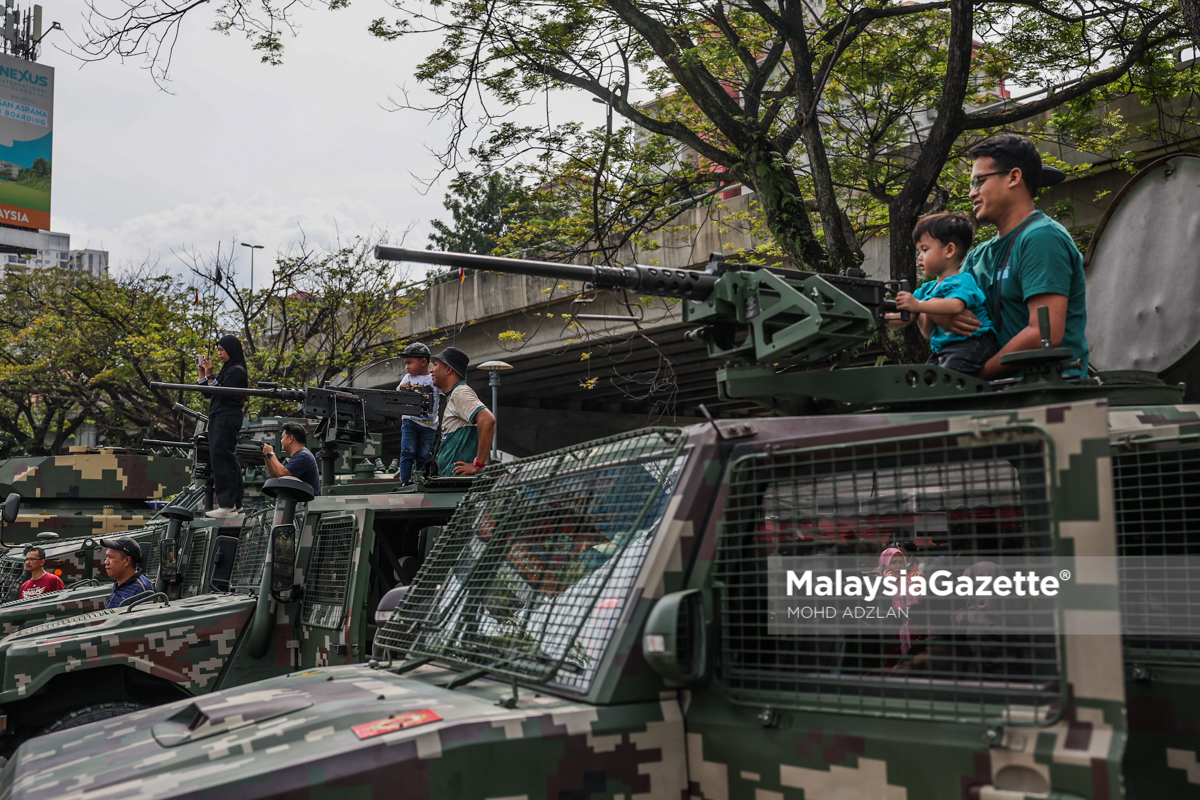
[891,213,999,376]
[396,342,441,483]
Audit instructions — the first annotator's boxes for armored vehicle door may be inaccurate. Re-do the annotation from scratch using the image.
[677,401,1123,800]
[1110,411,1200,798]
[297,509,370,666]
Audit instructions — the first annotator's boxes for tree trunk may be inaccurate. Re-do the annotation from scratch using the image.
[739,140,829,271]
[1183,0,1200,50]
[880,0,975,365]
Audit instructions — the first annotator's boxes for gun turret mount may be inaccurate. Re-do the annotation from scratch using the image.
[380,237,1186,413]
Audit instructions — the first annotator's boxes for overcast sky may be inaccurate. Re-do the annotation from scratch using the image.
[39,0,602,284]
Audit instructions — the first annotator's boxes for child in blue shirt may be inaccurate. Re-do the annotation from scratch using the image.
[891,213,999,376]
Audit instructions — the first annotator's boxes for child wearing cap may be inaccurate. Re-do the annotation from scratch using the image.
[396,342,441,483]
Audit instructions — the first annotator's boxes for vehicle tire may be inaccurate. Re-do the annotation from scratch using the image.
[42,701,148,734]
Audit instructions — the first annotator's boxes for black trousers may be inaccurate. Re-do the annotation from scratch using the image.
[926,331,1000,376]
[207,412,244,509]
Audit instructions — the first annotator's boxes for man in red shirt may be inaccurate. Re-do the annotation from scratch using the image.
[20,546,65,599]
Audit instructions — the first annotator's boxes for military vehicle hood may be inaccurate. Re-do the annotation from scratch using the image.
[0,663,680,800]
[0,593,257,701]
[0,581,110,636]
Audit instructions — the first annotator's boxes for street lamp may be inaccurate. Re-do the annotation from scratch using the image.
[240,242,264,290]
[477,360,513,462]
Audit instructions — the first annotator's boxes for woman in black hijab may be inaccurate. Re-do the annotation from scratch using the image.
[197,335,249,517]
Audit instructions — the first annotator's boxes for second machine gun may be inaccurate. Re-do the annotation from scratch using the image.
[149,382,432,487]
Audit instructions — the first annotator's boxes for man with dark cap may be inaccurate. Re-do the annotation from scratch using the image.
[99,536,154,609]
[932,135,1087,379]
[429,347,496,477]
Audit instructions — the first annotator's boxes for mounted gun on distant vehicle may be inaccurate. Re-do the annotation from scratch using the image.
[149,382,432,487]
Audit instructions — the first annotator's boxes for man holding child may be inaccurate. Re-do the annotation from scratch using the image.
[894,135,1089,379]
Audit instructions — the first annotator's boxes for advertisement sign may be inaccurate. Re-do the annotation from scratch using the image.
[0,53,51,230]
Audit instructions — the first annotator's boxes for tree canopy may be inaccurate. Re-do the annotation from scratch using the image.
[76,0,1193,286]
[0,234,415,454]
[427,171,537,254]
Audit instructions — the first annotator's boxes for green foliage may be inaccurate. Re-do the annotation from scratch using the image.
[187,234,414,417]
[0,266,213,453]
[0,233,418,454]
[18,158,50,182]
[428,171,539,255]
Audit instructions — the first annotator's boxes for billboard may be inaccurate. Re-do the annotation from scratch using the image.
[0,52,51,230]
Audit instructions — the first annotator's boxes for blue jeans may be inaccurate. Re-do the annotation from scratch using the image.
[400,419,437,483]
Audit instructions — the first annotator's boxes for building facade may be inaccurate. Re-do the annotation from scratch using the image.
[0,226,108,276]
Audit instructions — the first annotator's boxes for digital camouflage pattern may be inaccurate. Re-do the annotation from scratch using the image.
[0,475,467,753]
[0,399,1166,800]
[0,448,190,543]
[7,165,1200,798]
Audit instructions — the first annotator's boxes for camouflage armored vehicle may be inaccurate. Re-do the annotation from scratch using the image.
[0,413,352,648]
[0,446,190,545]
[4,155,1200,799]
[0,381,472,755]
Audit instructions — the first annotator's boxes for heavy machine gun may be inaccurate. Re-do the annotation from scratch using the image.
[377,246,1184,413]
[150,382,431,486]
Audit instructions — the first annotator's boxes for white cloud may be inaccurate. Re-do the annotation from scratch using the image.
[55,191,397,281]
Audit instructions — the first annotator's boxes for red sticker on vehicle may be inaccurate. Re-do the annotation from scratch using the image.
[352,709,442,739]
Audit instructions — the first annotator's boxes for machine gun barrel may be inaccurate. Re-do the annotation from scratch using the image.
[375,246,720,300]
[143,439,194,449]
[173,403,207,423]
[151,382,306,401]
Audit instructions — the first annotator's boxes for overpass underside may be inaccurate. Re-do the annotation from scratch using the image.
[353,270,775,457]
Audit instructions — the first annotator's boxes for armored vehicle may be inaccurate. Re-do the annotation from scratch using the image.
[0,381,472,754]
[3,155,1200,799]
[0,446,190,545]
[0,413,377,659]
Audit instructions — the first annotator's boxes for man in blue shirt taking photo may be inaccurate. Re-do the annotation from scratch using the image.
[261,422,321,495]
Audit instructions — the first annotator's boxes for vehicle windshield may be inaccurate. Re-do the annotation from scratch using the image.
[376,428,687,693]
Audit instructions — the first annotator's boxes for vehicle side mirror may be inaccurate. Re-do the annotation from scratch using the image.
[270,523,298,598]
[1,493,19,524]
[642,589,708,687]
[208,535,239,592]
[158,538,181,584]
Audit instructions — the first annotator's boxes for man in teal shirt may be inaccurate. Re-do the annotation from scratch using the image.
[937,136,1088,379]
[430,347,496,476]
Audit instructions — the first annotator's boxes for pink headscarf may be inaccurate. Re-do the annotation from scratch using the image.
[877,547,922,653]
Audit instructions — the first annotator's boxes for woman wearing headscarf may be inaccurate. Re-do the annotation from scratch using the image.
[197,335,249,518]
[877,546,924,656]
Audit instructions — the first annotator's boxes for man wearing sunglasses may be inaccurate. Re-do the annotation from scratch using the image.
[932,135,1088,380]
[19,546,64,599]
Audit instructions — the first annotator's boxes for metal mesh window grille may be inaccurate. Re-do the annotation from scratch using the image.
[301,515,358,629]
[0,556,27,598]
[141,522,168,583]
[1115,438,1200,664]
[181,530,211,598]
[376,428,687,694]
[230,510,272,590]
[715,429,1059,725]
